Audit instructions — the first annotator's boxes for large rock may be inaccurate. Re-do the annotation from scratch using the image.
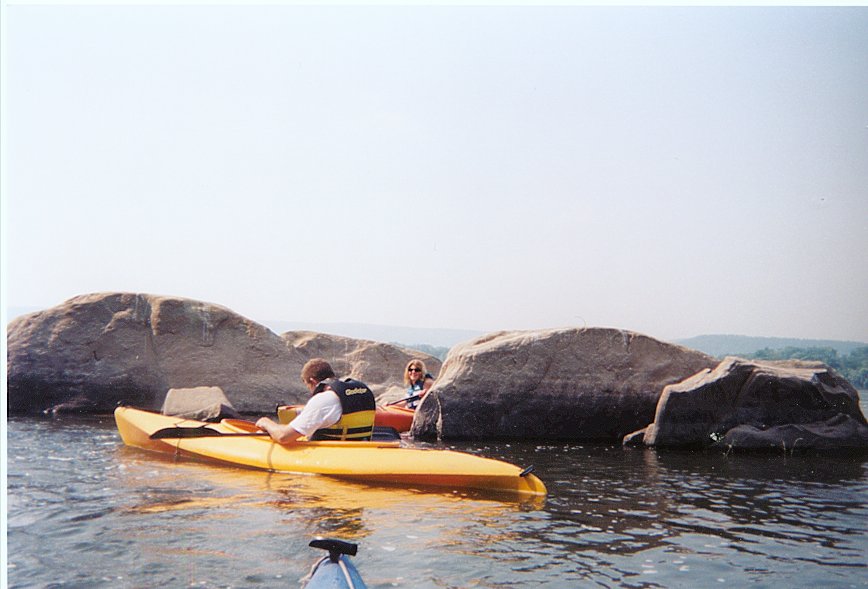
[411,327,717,441]
[7,292,440,415]
[636,357,868,452]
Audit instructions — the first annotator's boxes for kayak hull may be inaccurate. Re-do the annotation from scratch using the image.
[114,407,546,498]
[375,405,415,432]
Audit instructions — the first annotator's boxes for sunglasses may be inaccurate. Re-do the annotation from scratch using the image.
[407,367,422,373]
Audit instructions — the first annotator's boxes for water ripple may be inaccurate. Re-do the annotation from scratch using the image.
[6,417,868,588]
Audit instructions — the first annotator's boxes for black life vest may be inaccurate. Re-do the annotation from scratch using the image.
[311,378,376,441]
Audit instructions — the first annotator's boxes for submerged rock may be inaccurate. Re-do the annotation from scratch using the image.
[411,327,717,442]
[6,292,439,415]
[633,357,868,452]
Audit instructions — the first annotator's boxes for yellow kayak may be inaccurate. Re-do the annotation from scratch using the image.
[114,407,546,498]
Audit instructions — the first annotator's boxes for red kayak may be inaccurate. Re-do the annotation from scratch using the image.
[277,404,415,433]
[374,405,414,432]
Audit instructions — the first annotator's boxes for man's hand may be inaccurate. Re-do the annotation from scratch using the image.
[255,417,303,444]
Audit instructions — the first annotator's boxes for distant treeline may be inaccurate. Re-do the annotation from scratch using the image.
[744,346,868,389]
[397,343,451,362]
[676,334,867,358]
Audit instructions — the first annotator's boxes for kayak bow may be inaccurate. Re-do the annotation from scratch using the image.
[304,539,367,589]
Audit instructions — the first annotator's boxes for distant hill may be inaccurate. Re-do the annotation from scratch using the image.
[675,334,868,358]
[261,320,485,349]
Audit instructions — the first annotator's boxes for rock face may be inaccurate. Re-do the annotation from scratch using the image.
[636,357,868,452]
[411,328,717,441]
[7,293,440,415]
[282,331,441,400]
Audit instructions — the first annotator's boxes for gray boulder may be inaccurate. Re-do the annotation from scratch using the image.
[7,292,440,415]
[635,357,868,452]
[161,386,241,422]
[411,327,717,441]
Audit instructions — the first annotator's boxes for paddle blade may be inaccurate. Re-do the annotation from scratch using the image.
[150,426,226,439]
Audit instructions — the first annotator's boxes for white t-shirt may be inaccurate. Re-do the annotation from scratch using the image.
[288,391,343,438]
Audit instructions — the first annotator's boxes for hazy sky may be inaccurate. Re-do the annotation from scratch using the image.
[3,4,867,342]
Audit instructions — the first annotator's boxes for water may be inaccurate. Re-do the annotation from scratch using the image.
[6,414,868,589]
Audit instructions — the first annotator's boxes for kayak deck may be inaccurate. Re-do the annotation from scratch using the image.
[115,407,546,498]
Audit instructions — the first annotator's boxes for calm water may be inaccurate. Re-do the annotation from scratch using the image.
[6,413,868,589]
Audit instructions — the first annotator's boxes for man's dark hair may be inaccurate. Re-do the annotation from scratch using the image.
[301,358,336,384]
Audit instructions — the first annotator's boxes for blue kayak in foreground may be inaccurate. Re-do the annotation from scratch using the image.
[304,539,367,589]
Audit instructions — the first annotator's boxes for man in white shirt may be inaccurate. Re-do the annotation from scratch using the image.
[256,358,375,443]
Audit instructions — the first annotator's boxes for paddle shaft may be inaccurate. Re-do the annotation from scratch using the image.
[150,425,401,441]
[386,394,421,407]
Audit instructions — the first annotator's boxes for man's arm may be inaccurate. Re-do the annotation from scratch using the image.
[257,390,343,444]
[255,417,304,444]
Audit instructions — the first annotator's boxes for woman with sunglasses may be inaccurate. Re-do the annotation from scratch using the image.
[403,360,435,409]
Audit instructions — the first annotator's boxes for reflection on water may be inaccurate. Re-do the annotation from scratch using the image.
[7,416,868,588]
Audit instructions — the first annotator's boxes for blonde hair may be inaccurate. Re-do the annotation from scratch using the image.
[403,359,428,386]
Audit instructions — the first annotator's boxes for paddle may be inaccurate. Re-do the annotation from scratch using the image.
[150,425,268,439]
[386,394,420,407]
[150,425,401,441]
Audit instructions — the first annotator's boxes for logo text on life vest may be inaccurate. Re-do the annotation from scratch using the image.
[345,387,368,396]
